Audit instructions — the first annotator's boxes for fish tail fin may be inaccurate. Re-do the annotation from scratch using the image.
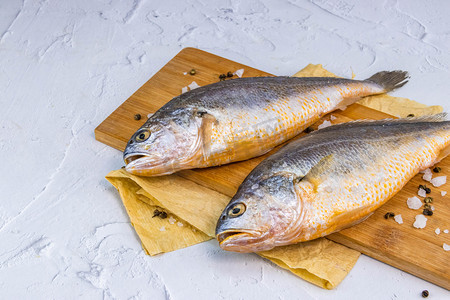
[366,70,409,92]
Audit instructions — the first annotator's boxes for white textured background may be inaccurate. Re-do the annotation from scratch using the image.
[1,0,449,299]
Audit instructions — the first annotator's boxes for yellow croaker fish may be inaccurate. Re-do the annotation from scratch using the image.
[124,71,408,176]
[216,115,450,252]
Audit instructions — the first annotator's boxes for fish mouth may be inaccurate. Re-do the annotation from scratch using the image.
[217,230,250,244]
[216,229,263,253]
[123,152,171,176]
[124,153,148,165]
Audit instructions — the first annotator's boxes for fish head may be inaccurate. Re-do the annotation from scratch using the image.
[216,172,306,252]
[123,109,207,176]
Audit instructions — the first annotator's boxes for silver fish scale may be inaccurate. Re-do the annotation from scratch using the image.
[159,77,369,115]
[240,119,450,188]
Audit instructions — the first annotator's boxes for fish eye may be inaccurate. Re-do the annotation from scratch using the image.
[135,130,150,142]
[227,203,246,218]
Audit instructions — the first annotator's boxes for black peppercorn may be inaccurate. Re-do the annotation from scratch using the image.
[134,114,141,120]
[304,127,314,133]
[227,71,233,77]
[189,69,196,75]
[433,166,441,173]
[407,114,415,117]
[423,208,433,216]
[384,212,395,219]
[424,197,433,203]
[421,290,429,298]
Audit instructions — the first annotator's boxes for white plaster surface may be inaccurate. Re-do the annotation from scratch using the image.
[1,0,450,299]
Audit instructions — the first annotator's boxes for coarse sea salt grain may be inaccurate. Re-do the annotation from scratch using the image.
[234,69,244,78]
[407,196,422,210]
[444,229,449,234]
[394,214,403,224]
[168,216,176,225]
[181,86,188,94]
[441,191,447,196]
[431,175,447,187]
[147,113,153,118]
[435,228,441,235]
[444,243,450,251]
[183,72,187,75]
[188,81,200,90]
[159,226,166,232]
[177,222,184,227]
[418,188,427,197]
[422,168,432,182]
[330,115,337,121]
[318,120,332,129]
[413,214,427,229]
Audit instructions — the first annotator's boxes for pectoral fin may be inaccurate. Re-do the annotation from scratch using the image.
[302,154,335,191]
[195,111,218,160]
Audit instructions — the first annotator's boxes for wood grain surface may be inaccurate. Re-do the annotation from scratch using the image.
[95,48,450,290]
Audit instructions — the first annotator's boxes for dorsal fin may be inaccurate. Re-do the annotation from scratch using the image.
[316,113,449,133]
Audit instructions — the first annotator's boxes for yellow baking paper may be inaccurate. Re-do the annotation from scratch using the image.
[106,64,439,289]
[106,168,360,289]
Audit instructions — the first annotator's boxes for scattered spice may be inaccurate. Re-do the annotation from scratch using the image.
[394,214,403,224]
[189,69,196,75]
[152,209,168,219]
[234,68,244,77]
[423,208,433,216]
[407,196,422,210]
[407,114,415,117]
[384,212,395,219]
[422,168,432,182]
[419,184,431,194]
[430,175,447,187]
[433,166,441,173]
[304,127,314,133]
[134,114,141,120]
[423,197,433,203]
[421,290,429,298]
[188,81,200,90]
[418,188,427,197]
[318,120,332,129]
[227,71,233,77]
[413,214,428,229]
[219,74,226,81]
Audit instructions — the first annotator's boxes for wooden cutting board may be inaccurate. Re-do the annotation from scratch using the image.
[95,48,450,290]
